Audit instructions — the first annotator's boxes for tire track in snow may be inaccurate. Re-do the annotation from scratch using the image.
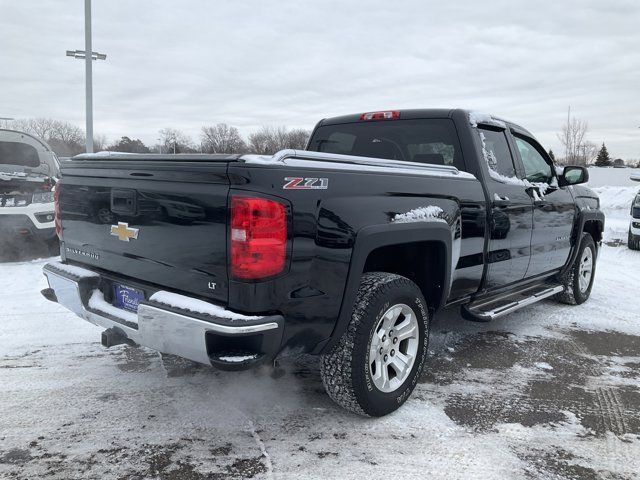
[566,337,629,437]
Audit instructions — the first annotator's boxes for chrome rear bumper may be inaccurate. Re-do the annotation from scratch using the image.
[42,262,284,368]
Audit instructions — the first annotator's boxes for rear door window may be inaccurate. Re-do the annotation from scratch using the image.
[478,128,517,180]
[308,119,466,171]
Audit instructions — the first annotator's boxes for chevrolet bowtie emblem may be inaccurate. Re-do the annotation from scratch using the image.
[110,222,139,242]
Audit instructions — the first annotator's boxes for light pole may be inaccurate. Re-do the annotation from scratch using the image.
[66,0,106,153]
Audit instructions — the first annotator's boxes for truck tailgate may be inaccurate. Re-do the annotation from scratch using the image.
[58,159,232,304]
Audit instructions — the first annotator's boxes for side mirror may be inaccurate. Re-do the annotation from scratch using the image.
[560,166,589,186]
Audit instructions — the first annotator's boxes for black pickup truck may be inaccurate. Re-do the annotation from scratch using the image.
[42,109,604,416]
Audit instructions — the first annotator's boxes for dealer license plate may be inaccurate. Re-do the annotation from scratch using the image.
[113,283,144,313]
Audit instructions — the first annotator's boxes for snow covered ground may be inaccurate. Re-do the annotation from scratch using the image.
[1,169,639,479]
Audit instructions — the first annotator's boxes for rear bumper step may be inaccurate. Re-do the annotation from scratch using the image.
[42,262,284,369]
[462,284,564,322]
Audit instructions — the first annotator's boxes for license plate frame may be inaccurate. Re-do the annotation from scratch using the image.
[113,283,145,313]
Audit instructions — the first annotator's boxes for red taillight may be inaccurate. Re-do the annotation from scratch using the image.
[359,110,400,121]
[54,182,62,238]
[230,196,287,280]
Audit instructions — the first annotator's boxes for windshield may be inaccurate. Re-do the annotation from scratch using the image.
[307,118,466,171]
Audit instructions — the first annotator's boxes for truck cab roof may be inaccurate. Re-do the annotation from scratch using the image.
[317,108,534,138]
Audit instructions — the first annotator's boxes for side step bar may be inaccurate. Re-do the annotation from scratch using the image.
[462,284,564,322]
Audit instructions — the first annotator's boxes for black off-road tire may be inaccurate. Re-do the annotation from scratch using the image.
[320,272,430,417]
[628,228,640,251]
[555,233,596,305]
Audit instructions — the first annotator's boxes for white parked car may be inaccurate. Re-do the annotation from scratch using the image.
[0,129,60,253]
[629,173,640,250]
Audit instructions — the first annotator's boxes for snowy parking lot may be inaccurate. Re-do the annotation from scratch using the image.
[1,169,639,479]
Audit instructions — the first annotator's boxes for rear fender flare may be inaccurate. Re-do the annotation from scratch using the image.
[562,209,604,275]
[316,222,453,354]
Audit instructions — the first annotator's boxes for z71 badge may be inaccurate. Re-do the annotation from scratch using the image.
[283,177,329,190]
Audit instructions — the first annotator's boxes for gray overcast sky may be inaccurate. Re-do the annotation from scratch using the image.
[1,0,639,157]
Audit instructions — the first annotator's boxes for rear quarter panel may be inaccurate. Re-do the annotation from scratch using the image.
[228,162,486,352]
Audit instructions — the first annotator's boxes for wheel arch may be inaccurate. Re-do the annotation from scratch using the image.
[583,218,603,245]
[315,221,453,354]
[561,210,605,276]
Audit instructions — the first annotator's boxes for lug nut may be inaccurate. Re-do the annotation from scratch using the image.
[384,354,388,362]
[382,335,386,342]
[390,350,395,356]
[389,330,394,336]
[393,337,398,344]
[379,347,384,355]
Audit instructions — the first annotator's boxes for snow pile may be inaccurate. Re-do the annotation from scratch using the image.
[48,261,99,279]
[592,185,637,242]
[218,354,258,363]
[149,290,262,321]
[593,186,637,211]
[392,206,446,224]
[0,172,26,181]
[468,111,507,129]
[88,290,138,324]
[74,151,139,158]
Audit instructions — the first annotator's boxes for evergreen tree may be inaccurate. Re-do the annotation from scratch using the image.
[594,143,612,167]
[548,149,556,162]
[109,136,150,153]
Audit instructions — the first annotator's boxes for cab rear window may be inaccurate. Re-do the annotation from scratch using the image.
[307,119,466,171]
[0,141,40,167]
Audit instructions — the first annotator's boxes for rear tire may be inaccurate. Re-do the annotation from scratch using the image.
[628,228,640,250]
[320,272,430,416]
[555,234,596,305]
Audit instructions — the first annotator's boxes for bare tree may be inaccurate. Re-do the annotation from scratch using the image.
[10,118,58,140]
[578,141,598,165]
[158,128,194,154]
[49,121,85,156]
[247,128,272,155]
[10,118,85,156]
[248,126,278,154]
[557,115,589,165]
[200,123,246,153]
[93,134,108,152]
[53,121,84,145]
[248,126,311,155]
[286,128,311,150]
